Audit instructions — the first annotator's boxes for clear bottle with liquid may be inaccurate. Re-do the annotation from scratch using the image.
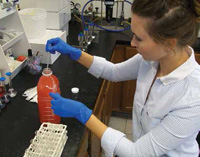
[0,78,5,98]
[0,77,10,104]
[37,68,61,124]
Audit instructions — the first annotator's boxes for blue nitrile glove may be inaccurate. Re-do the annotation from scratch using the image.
[45,37,82,60]
[50,93,93,125]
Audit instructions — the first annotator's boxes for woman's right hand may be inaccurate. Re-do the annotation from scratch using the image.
[45,37,82,60]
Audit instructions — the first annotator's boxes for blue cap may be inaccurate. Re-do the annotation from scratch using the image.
[78,32,84,36]
[5,72,12,76]
[84,27,89,31]
[89,22,93,26]
[0,77,6,81]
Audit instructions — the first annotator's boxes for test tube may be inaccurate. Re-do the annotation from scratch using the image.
[0,77,10,104]
[0,98,6,111]
[83,27,89,44]
[78,32,84,47]
[0,78,5,96]
[0,77,6,110]
[88,23,95,39]
[5,72,17,97]
[47,52,50,70]
[0,77,6,95]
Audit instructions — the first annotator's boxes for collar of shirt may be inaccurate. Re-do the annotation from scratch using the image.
[144,46,198,85]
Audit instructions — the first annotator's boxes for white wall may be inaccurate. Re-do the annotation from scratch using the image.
[72,0,133,19]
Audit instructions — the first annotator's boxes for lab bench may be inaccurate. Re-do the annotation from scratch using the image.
[0,22,132,157]
[1,21,200,157]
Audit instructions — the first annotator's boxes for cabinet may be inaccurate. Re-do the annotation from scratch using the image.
[77,129,89,157]
[121,47,137,112]
[111,45,138,113]
[90,81,113,157]
[77,80,113,157]
[195,53,200,64]
[0,6,31,83]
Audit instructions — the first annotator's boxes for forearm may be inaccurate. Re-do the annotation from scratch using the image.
[85,114,108,139]
[77,51,94,69]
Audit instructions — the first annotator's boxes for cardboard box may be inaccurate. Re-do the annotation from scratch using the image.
[28,30,66,64]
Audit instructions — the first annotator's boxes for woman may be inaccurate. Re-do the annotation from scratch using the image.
[46,0,200,156]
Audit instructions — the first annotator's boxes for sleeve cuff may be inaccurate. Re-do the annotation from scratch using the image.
[101,127,125,157]
[88,56,106,78]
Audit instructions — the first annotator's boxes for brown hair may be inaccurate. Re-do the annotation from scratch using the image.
[131,0,200,47]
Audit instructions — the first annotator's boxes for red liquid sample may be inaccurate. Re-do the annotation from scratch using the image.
[0,86,5,97]
[37,68,61,124]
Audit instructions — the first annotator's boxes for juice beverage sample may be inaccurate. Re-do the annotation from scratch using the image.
[37,68,61,123]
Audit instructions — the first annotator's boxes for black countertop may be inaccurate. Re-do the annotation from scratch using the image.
[1,22,200,157]
[0,22,132,157]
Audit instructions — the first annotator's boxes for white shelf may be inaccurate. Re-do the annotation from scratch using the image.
[0,7,16,20]
[2,32,24,51]
[10,59,27,79]
[0,8,31,84]
[10,59,27,73]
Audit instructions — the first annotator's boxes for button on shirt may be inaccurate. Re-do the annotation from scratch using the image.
[88,46,200,157]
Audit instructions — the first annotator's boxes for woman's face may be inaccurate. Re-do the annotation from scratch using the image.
[131,14,167,61]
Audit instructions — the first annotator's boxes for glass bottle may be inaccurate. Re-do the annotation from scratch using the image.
[0,77,10,104]
[0,77,5,98]
[5,72,17,97]
[37,68,61,124]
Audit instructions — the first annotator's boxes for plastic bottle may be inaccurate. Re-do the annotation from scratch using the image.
[37,68,61,124]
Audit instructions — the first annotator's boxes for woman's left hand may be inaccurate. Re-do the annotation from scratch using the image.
[50,93,93,125]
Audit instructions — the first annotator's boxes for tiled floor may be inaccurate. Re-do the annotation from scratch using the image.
[101,116,132,156]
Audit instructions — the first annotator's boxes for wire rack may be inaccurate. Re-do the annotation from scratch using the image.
[24,123,68,157]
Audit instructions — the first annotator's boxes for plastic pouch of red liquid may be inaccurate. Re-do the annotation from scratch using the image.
[37,68,61,124]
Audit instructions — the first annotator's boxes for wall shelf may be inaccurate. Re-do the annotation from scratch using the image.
[0,7,16,20]
[2,32,24,51]
[0,6,31,83]
[10,59,27,78]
